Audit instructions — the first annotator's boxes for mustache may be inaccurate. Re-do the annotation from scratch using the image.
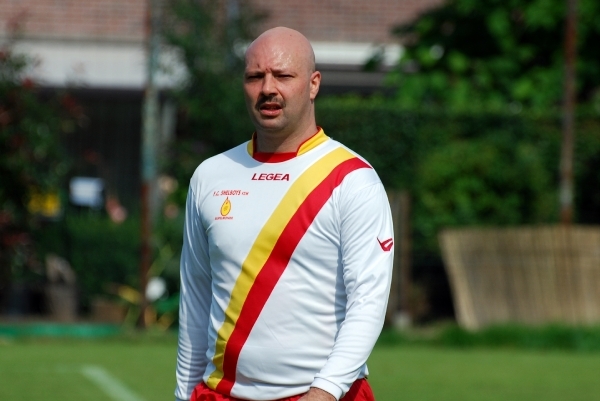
[255,95,286,111]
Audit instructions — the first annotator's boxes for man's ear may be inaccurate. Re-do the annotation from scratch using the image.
[309,71,321,100]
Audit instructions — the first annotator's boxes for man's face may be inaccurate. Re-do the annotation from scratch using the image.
[243,39,320,136]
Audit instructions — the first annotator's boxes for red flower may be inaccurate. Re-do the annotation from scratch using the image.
[0,109,11,126]
[1,232,30,247]
[60,94,84,117]
[22,77,34,89]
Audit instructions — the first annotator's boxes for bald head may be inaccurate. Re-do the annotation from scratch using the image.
[242,27,321,152]
[245,27,316,74]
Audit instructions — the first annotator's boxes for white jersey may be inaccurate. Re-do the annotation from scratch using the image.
[176,129,394,401]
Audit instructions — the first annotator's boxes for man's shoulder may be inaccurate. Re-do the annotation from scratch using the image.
[322,135,370,165]
[193,141,250,173]
[188,141,251,188]
[321,136,382,190]
[324,138,376,174]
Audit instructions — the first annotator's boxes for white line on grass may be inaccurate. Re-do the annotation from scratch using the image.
[81,365,147,401]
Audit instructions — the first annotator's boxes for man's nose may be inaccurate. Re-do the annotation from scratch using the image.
[261,74,277,96]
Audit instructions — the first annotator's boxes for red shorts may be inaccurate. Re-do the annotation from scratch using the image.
[190,378,375,401]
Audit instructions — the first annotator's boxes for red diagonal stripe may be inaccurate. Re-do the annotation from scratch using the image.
[216,157,370,395]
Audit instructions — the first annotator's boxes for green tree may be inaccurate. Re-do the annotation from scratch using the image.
[0,43,81,299]
[389,0,600,111]
[163,0,264,205]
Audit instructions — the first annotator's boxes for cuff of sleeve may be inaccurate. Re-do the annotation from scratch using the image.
[311,378,343,400]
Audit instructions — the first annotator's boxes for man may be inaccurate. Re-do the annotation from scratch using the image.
[175,27,394,401]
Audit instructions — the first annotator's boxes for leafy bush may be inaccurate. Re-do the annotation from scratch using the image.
[34,210,185,313]
[414,139,556,250]
[0,42,82,301]
[388,0,600,111]
[35,212,140,311]
[316,98,600,232]
[315,98,600,320]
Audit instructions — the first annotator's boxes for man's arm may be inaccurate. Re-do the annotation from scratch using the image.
[298,387,336,401]
[175,187,213,401]
[310,178,394,400]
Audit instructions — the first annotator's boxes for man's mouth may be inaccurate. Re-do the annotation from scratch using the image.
[257,101,283,116]
[260,103,282,110]
[256,96,285,117]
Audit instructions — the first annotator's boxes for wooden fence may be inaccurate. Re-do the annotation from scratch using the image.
[439,226,600,329]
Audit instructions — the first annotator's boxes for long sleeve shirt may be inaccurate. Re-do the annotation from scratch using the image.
[176,129,394,401]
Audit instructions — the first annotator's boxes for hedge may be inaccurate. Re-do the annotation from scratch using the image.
[34,98,600,320]
[315,98,600,320]
[316,98,600,228]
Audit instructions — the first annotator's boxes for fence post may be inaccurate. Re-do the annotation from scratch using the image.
[386,190,412,327]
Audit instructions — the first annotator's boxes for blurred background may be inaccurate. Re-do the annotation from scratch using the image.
[1,1,600,399]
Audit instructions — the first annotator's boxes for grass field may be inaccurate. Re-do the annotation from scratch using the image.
[1,335,600,401]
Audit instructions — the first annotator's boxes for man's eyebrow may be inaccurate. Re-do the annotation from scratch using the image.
[271,68,296,75]
[244,68,296,76]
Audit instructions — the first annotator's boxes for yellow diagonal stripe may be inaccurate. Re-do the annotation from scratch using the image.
[207,146,354,389]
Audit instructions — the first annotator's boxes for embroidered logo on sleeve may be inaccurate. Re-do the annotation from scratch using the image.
[377,237,394,252]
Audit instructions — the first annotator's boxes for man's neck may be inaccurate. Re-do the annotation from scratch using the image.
[255,123,318,153]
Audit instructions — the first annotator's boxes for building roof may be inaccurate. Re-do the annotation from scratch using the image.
[1,0,442,42]
[0,0,146,42]
[253,0,444,44]
[0,0,444,90]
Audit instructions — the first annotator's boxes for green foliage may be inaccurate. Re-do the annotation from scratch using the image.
[418,141,551,225]
[378,324,600,352]
[35,212,141,310]
[0,49,74,222]
[316,98,600,319]
[150,213,185,294]
[163,0,263,203]
[0,43,80,292]
[415,139,556,249]
[316,97,600,255]
[438,324,600,352]
[389,0,600,111]
[576,116,600,222]
[316,97,420,190]
[34,210,185,313]
[66,214,141,308]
